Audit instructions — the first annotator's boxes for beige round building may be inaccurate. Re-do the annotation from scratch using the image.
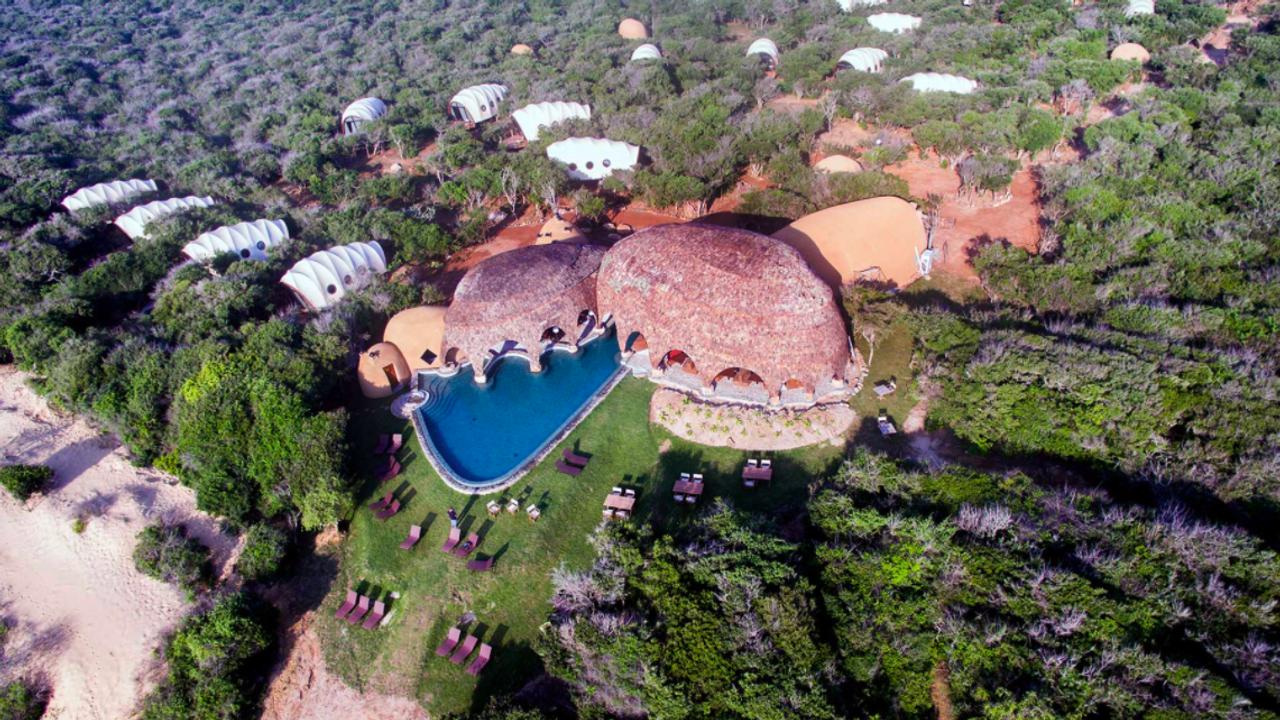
[772,196,927,290]
[598,223,858,405]
[618,18,648,39]
[814,155,862,174]
[1110,42,1151,62]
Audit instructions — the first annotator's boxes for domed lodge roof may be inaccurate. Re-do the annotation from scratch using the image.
[772,197,927,290]
[442,243,606,379]
[597,223,858,404]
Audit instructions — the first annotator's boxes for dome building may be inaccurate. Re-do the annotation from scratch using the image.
[630,43,663,62]
[182,218,289,262]
[280,241,387,312]
[545,138,641,180]
[867,13,922,33]
[814,155,862,174]
[1110,42,1151,62]
[772,197,928,290]
[442,243,607,382]
[114,196,217,240]
[62,179,157,212]
[598,224,859,406]
[838,47,888,73]
[449,84,508,124]
[357,305,449,398]
[618,18,648,39]
[900,72,978,94]
[746,38,780,68]
[340,97,387,135]
[511,43,534,56]
[511,101,591,142]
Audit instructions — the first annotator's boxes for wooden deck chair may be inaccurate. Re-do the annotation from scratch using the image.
[399,525,422,550]
[466,643,493,675]
[362,600,386,630]
[345,595,370,625]
[434,627,461,656]
[449,634,479,664]
[335,589,357,619]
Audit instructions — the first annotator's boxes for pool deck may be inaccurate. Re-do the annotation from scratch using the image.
[409,347,629,496]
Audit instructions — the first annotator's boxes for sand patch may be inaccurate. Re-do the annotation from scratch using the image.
[650,388,854,450]
[0,367,236,719]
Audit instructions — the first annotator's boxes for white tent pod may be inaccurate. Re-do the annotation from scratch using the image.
[114,196,217,240]
[341,97,387,135]
[836,0,887,9]
[630,44,663,62]
[900,72,979,94]
[838,47,889,73]
[546,138,640,181]
[867,13,922,33]
[1125,0,1154,16]
[61,179,157,212]
[182,219,290,263]
[511,101,592,142]
[449,84,508,124]
[746,38,780,67]
[280,241,387,312]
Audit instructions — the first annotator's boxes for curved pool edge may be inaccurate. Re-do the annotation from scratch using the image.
[410,364,629,496]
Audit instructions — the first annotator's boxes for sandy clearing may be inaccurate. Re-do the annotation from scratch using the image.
[650,388,855,450]
[0,367,237,720]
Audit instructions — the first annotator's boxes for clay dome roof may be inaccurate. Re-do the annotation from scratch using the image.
[814,155,862,174]
[384,305,448,371]
[597,223,854,395]
[511,43,534,55]
[443,243,606,369]
[535,217,587,244]
[357,342,411,399]
[1110,42,1151,62]
[618,18,648,39]
[772,197,926,290]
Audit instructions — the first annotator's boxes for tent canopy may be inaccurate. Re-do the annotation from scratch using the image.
[512,101,592,142]
[546,138,640,181]
[449,84,508,124]
[183,219,289,263]
[1110,42,1151,61]
[900,72,978,94]
[630,43,663,62]
[838,47,888,72]
[1125,0,1154,16]
[62,179,157,212]
[837,0,887,9]
[746,38,780,65]
[114,196,217,240]
[867,13,922,33]
[341,97,387,134]
[280,241,387,311]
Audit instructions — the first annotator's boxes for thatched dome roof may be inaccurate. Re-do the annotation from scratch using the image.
[598,224,854,396]
[772,197,926,290]
[511,43,534,55]
[618,18,648,39]
[815,155,862,174]
[443,243,606,374]
[1110,42,1151,62]
[357,342,410,399]
[385,305,448,371]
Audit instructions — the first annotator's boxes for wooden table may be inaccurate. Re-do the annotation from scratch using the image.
[742,466,773,483]
[604,494,636,512]
[673,479,704,497]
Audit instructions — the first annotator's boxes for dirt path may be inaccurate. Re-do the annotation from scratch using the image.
[0,367,237,719]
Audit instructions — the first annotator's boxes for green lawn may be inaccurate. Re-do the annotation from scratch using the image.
[318,377,846,715]
[851,319,918,426]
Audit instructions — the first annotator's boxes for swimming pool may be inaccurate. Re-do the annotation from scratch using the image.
[414,331,624,491]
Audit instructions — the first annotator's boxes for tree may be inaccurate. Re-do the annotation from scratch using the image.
[235,524,287,581]
[133,524,210,594]
[0,464,53,501]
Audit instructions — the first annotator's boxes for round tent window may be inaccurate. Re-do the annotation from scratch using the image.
[585,161,594,170]
[326,284,337,295]
[240,248,251,258]
[568,163,578,171]
[343,274,354,285]
[256,241,266,250]
[602,159,611,167]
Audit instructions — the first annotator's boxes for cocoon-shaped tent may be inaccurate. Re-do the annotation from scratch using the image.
[1125,0,1154,16]
[772,196,928,290]
[746,38,780,67]
[867,13,922,33]
[837,0,887,9]
[114,196,217,240]
[630,44,663,62]
[838,47,888,73]
[1111,42,1151,61]
[340,97,387,135]
[546,138,641,181]
[512,101,592,142]
[535,217,587,245]
[280,241,387,312]
[449,84,508,124]
[182,219,289,263]
[358,342,411,398]
[815,155,862,174]
[900,72,978,94]
[62,179,157,212]
[511,43,534,55]
[618,18,648,39]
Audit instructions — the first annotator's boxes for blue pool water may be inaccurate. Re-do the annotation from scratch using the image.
[416,332,623,488]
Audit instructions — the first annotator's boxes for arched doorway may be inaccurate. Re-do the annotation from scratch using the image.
[624,331,648,353]
[660,350,697,375]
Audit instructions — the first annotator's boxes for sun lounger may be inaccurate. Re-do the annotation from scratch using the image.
[374,435,389,454]
[345,595,370,625]
[680,472,690,480]
[442,526,461,552]
[335,589,357,619]
[452,532,480,558]
[399,524,422,550]
[386,433,403,454]
[623,488,635,497]
[603,508,615,519]
[556,459,583,476]
[376,458,401,483]
[362,600,386,630]
[526,504,541,521]
[684,494,697,504]
[563,449,590,467]
[692,473,703,482]
[506,498,519,514]
[747,458,759,467]
[674,493,685,502]
[486,500,501,517]
[744,479,756,488]
[760,459,771,468]
[611,486,623,495]
[376,499,401,521]
[368,492,392,511]
[449,634,479,664]
[435,627,461,656]
[466,643,492,675]
[467,556,495,572]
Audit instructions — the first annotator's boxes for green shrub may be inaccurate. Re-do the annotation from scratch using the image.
[235,524,287,581]
[0,464,53,501]
[0,680,44,720]
[133,524,210,594]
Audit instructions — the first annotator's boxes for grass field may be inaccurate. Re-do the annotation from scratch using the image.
[317,377,847,715]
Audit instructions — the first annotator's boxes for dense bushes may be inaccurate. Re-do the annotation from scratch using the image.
[0,464,52,501]
[133,524,210,595]
[235,524,288,581]
[0,681,44,720]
